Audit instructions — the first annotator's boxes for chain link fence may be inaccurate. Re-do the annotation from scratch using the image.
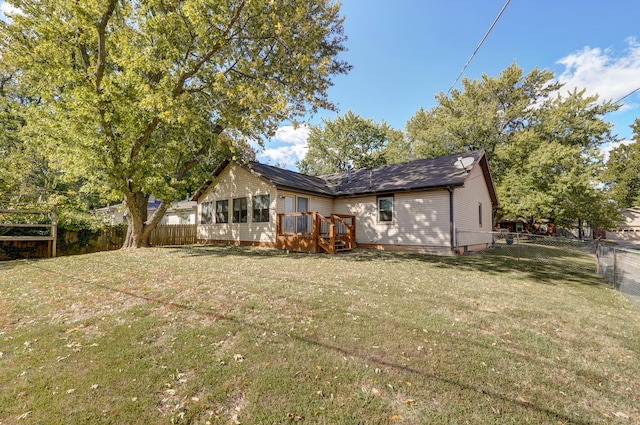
[595,243,640,308]
[458,231,640,308]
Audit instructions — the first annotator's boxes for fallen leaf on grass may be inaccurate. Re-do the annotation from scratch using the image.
[404,399,416,406]
[18,411,32,420]
[518,395,529,406]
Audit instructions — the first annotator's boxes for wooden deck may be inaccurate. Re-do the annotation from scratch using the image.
[276,212,355,254]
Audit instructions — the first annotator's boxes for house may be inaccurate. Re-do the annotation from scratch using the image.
[93,197,197,225]
[605,207,640,244]
[191,150,499,254]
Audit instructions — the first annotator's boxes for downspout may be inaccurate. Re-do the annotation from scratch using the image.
[448,186,455,253]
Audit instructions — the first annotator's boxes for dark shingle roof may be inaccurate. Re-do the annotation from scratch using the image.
[193,150,498,206]
[322,150,486,196]
[247,162,335,196]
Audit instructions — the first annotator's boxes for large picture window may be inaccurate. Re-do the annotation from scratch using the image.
[201,201,214,224]
[252,194,270,223]
[233,197,248,223]
[378,196,393,222]
[216,200,229,224]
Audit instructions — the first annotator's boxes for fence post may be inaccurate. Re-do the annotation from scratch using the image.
[595,239,599,274]
[51,206,57,258]
[613,248,617,289]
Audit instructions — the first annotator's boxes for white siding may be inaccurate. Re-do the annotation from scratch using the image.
[334,190,451,248]
[454,164,494,249]
[275,191,334,216]
[197,165,277,243]
[606,208,640,242]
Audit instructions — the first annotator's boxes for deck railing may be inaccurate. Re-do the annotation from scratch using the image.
[276,212,355,254]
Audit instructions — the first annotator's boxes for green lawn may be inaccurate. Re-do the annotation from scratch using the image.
[1,246,639,424]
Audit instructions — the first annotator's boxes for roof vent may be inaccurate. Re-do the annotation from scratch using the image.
[347,161,353,182]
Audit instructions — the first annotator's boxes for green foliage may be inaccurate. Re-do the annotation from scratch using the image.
[1,0,350,246]
[602,119,640,209]
[297,110,405,175]
[406,63,620,229]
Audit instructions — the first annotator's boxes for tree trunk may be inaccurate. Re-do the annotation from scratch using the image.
[578,218,584,240]
[120,191,170,248]
[121,192,149,248]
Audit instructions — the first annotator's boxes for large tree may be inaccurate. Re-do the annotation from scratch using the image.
[0,0,350,247]
[406,63,620,231]
[602,119,640,209]
[297,110,407,175]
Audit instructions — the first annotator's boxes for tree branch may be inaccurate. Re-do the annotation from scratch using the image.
[94,0,117,93]
[173,123,225,180]
[130,2,244,163]
[172,1,246,97]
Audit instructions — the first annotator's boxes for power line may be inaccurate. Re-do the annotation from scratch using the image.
[446,0,511,96]
[614,87,640,105]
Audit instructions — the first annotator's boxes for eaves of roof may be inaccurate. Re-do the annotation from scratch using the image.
[191,150,499,208]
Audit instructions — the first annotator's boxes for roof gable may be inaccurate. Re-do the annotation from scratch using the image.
[192,150,498,207]
[247,161,335,196]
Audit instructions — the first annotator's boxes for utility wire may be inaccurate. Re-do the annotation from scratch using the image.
[446,0,511,96]
[613,87,640,105]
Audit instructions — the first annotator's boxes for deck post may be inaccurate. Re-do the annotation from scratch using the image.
[312,213,319,253]
[350,216,356,249]
[276,213,282,235]
[329,222,336,254]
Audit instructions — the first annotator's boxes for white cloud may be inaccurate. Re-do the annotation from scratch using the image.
[557,38,640,109]
[0,2,24,19]
[260,125,310,168]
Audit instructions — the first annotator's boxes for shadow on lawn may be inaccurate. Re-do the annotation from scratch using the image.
[170,244,604,287]
[20,246,602,424]
[67,266,594,425]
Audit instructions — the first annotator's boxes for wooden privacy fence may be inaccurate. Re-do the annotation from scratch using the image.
[149,224,197,246]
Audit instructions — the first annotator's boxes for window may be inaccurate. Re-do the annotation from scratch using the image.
[201,201,214,224]
[297,196,309,232]
[233,197,247,223]
[215,200,229,224]
[297,197,308,213]
[378,196,393,222]
[478,202,483,228]
[252,194,270,223]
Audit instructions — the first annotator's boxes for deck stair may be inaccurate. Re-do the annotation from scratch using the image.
[276,212,355,254]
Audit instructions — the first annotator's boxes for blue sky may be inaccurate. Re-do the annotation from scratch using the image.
[3,1,639,169]
[261,0,640,168]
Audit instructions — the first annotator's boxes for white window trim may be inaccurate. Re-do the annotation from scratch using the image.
[377,195,394,224]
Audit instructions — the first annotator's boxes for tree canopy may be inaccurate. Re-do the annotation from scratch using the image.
[602,119,640,209]
[0,0,350,247]
[406,63,620,231]
[297,110,409,175]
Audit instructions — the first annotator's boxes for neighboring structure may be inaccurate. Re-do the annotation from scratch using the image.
[93,197,197,225]
[605,207,640,244]
[191,150,499,254]
[496,218,557,236]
